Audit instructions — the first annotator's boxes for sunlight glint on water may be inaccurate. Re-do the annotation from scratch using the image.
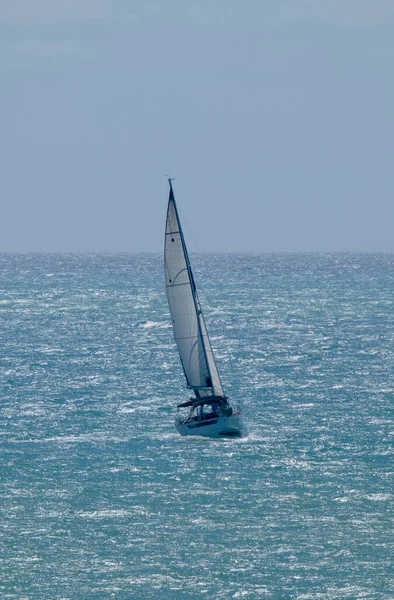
[1,253,393,599]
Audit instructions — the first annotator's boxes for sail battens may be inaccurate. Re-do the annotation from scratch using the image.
[175,334,206,340]
[188,386,214,391]
[173,334,214,340]
[166,282,192,289]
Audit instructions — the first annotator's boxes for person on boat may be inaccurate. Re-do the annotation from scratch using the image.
[211,401,219,416]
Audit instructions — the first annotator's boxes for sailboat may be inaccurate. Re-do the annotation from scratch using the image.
[164,179,246,437]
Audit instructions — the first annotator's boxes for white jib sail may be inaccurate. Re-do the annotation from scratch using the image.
[164,183,224,398]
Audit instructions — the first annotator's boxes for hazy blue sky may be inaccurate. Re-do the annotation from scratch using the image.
[1,0,394,252]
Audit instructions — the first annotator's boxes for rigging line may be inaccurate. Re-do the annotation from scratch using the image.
[177,204,203,253]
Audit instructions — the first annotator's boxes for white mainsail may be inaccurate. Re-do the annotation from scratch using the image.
[164,180,224,398]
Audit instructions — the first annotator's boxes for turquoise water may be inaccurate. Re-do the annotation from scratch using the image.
[1,253,393,599]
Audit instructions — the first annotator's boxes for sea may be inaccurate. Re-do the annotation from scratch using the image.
[1,253,393,600]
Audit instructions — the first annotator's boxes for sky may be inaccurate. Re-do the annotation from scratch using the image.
[1,0,394,252]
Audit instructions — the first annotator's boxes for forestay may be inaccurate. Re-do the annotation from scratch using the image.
[164,181,224,398]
